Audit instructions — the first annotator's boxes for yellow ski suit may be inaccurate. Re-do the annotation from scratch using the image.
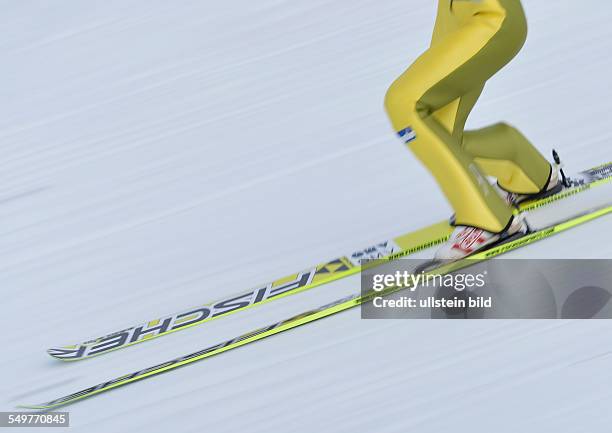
[385,0,551,232]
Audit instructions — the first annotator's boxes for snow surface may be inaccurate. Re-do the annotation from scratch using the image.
[1,0,611,432]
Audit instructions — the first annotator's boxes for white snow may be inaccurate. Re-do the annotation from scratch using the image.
[0,0,611,432]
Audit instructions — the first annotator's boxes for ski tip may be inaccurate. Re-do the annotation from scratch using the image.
[47,347,84,361]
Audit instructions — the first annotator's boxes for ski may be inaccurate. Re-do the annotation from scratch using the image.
[23,196,612,410]
[47,163,612,361]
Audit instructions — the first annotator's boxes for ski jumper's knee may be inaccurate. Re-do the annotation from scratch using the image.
[384,80,423,135]
[463,122,552,194]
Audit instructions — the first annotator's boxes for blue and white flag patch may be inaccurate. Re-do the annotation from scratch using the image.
[398,127,417,143]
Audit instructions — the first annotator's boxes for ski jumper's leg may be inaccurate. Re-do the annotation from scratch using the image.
[384,0,537,232]
[435,1,551,194]
[462,123,551,194]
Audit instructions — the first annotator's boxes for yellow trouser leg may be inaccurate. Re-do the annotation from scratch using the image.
[463,123,551,194]
[384,0,545,232]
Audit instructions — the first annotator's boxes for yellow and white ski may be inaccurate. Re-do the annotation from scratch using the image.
[46,163,612,361]
[26,186,612,409]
